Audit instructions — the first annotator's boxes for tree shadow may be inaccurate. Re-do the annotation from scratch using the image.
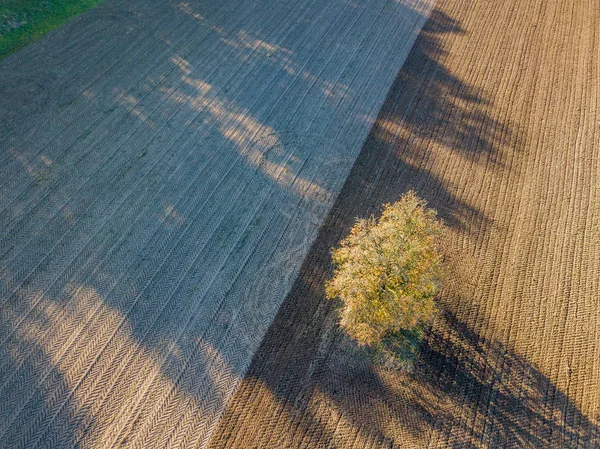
[336,8,519,233]
[256,307,600,448]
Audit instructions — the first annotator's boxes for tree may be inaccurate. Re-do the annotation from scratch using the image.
[326,191,444,367]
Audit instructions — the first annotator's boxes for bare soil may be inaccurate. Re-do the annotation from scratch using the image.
[0,0,435,447]
[208,0,600,447]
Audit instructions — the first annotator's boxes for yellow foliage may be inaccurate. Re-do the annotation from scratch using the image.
[326,191,443,357]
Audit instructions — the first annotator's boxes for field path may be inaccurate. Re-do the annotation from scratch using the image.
[0,0,436,447]
[209,0,600,447]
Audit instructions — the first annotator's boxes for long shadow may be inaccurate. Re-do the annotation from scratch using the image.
[208,7,598,448]
[350,8,520,231]
[267,308,600,448]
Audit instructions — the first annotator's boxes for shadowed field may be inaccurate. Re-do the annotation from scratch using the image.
[209,1,600,447]
[0,0,436,447]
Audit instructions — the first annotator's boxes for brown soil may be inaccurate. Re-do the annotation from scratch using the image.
[208,0,600,447]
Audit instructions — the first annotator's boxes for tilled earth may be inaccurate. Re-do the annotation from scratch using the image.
[208,0,600,447]
[0,0,435,448]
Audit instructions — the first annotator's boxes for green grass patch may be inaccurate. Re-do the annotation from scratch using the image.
[0,0,103,59]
